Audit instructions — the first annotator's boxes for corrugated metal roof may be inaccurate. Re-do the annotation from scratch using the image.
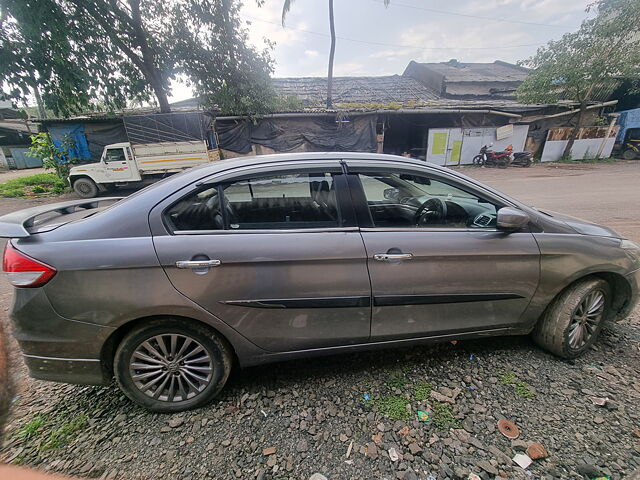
[273,75,440,107]
[415,60,530,83]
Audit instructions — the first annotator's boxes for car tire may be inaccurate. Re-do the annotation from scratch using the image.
[72,177,99,198]
[532,278,611,359]
[114,319,233,412]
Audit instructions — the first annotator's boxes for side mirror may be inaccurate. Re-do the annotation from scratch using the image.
[497,207,529,231]
[383,188,400,200]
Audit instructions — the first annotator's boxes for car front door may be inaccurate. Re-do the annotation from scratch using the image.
[150,163,372,352]
[346,162,540,341]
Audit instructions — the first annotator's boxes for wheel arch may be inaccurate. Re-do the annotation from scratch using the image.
[545,271,632,322]
[99,314,239,379]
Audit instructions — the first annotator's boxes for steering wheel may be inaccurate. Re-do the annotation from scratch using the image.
[414,198,448,226]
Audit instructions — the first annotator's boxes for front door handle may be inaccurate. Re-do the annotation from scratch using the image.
[175,260,221,269]
[373,253,413,261]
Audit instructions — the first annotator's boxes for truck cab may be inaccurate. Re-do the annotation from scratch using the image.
[69,140,211,198]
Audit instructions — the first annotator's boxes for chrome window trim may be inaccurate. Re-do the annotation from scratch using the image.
[174,226,360,235]
[359,227,500,233]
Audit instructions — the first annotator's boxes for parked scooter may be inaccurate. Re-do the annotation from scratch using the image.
[472,144,511,168]
[504,144,533,167]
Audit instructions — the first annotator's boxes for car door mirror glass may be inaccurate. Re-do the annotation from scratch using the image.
[383,188,400,200]
[497,207,529,231]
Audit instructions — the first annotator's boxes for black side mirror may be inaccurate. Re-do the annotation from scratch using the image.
[497,207,529,231]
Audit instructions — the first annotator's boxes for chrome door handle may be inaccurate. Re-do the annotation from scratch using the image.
[175,260,221,269]
[373,253,413,261]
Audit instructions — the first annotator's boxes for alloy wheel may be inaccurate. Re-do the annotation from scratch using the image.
[129,334,213,402]
[567,290,605,349]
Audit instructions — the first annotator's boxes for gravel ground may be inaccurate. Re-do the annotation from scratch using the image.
[1,161,640,480]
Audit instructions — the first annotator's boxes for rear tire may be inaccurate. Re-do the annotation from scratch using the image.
[532,278,611,359]
[72,177,99,198]
[114,319,233,412]
[622,148,637,160]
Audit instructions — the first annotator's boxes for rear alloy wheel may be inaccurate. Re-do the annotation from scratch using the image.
[72,177,99,198]
[114,319,232,412]
[532,278,610,359]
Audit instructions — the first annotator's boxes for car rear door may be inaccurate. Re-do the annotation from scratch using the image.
[346,161,540,341]
[149,161,372,352]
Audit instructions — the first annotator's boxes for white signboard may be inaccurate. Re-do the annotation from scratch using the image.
[496,124,514,141]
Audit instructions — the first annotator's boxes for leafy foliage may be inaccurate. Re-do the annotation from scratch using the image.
[27,132,76,181]
[517,0,640,157]
[517,0,640,105]
[0,0,279,116]
[432,402,460,430]
[371,395,411,421]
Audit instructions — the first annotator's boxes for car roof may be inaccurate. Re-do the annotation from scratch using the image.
[198,152,450,175]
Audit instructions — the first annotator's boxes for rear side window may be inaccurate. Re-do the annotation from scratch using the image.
[165,172,342,232]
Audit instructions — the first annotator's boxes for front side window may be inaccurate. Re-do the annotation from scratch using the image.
[105,148,126,163]
[165,171,341,232]
[357,171,497,229]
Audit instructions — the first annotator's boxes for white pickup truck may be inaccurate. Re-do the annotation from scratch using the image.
[69,140,213,198]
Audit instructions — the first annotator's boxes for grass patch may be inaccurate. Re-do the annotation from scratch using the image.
[10,412,88,462]
[499,371,517,384]
[13,414,47,441]
[371,395,410,422]
[0,173,67,198]
[414,381,433,401]
[499,371,536,399]
[432,402,460,430]
[41,414,87,450]
[555,155,616,164]
[388,373,408,390]
[514,381,536,399]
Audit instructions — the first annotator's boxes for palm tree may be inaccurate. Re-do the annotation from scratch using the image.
[282,1,390,110]
[282,0,336,109]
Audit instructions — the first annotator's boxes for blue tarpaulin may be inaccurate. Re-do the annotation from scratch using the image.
[48,124,92,161]
[616,108,640,142]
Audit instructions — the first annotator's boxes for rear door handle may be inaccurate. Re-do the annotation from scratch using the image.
[175,260,221,269]
[373,253,413,261]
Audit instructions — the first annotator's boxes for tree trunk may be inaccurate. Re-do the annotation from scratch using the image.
[326,0,335,109]
[127,0,171,113]
[32,85,47,119]
[562,101,587,159]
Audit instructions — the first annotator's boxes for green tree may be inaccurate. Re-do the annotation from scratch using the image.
[517,0,640,158]
[27,132,76,182]
[0,0,278,116]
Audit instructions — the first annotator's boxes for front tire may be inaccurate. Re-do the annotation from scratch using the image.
[472,155,484,166]
[114,319,233,412]
[532,278,610,359]
[72,177,99,198]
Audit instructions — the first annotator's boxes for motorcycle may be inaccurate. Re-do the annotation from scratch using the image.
[472,144,511,168]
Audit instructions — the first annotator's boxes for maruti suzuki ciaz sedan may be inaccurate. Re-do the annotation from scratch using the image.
[2,153,639,412]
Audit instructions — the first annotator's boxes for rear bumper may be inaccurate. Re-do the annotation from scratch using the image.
[10,288,114,385]
[23,355,110,385]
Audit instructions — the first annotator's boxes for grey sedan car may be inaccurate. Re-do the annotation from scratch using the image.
[2,153,639,412]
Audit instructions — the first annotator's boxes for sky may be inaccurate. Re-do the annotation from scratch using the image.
[169,0,594,102]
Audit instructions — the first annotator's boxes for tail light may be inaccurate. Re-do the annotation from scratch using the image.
[2,243,57,288]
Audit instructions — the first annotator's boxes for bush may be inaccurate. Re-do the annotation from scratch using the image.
[0,173,68,197]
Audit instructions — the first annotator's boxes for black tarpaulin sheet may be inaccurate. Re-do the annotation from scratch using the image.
[216,115,377,153]
[123,112,212,144]
[84,123,128,159]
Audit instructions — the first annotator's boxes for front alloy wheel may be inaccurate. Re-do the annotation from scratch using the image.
[566,289,605,350]
[532,278,611,359]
